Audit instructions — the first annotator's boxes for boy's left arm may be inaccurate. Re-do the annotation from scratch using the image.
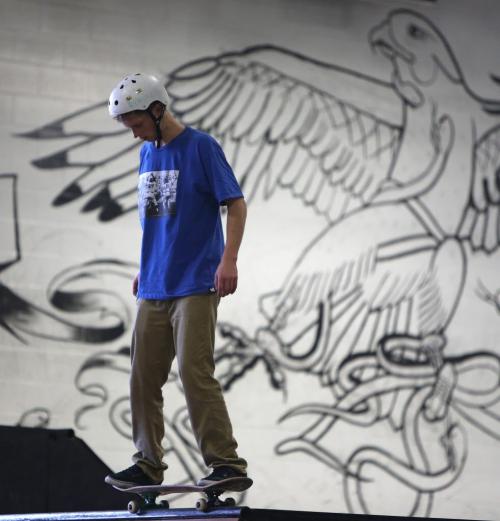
[215,197,247,297]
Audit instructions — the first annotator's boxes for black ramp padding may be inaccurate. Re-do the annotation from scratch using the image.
[0,425,135,514]
[0,425,49,514]
[239,508,487,521]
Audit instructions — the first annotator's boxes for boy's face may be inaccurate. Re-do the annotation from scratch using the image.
[120,112,155,142]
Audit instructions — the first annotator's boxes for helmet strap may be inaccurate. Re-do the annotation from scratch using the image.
[146,104,166,149]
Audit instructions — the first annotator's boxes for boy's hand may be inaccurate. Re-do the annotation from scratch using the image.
[214,258,238,297]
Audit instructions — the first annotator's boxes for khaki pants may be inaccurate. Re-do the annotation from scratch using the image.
[130,295,247,482]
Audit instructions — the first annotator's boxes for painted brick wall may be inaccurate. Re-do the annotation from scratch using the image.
[1,0,500,517]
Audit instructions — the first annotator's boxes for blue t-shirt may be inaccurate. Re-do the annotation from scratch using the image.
[137,127,243,299]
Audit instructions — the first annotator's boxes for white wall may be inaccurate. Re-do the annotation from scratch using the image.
[1,0,500,518]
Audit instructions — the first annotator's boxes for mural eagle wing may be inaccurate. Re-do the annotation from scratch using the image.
[18,102,139,221]
[21,45,402,224]
[167,44,402,224]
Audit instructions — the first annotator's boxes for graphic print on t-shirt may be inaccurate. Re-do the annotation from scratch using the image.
[138,170,179,218]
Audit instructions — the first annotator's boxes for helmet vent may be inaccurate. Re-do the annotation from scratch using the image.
[120,85,124,89]
[114,100,118,105]
[132,80,137,83]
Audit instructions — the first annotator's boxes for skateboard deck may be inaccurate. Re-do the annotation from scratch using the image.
[113,476,253,513]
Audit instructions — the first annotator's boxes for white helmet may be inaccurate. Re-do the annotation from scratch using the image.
[108,73,170,118]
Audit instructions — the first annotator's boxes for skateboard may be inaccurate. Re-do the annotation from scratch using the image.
[113,476,253,514]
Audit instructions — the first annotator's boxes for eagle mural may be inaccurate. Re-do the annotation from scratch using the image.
[8,8,500,517]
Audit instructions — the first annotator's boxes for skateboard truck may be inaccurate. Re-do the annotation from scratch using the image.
[128,494,169,514]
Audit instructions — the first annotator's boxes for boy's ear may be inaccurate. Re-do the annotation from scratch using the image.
[150,101,165,118]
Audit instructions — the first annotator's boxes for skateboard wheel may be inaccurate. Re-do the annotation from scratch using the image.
[225,497,236,507]
[160,499,170,508]
[128,500,141,514]
[196,498,208,512]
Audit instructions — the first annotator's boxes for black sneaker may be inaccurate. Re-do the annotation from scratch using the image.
[104,464,161,489]
[197,466,250,488]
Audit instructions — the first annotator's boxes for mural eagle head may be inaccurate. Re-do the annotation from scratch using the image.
[369,9,463,107]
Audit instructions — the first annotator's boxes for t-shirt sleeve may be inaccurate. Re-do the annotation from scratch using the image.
[199,135,243,205]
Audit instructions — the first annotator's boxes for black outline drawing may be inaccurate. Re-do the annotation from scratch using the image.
[13,7,500,517]
[0,173,133,344]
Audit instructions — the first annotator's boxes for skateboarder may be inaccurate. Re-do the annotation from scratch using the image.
[104,73,248,489]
